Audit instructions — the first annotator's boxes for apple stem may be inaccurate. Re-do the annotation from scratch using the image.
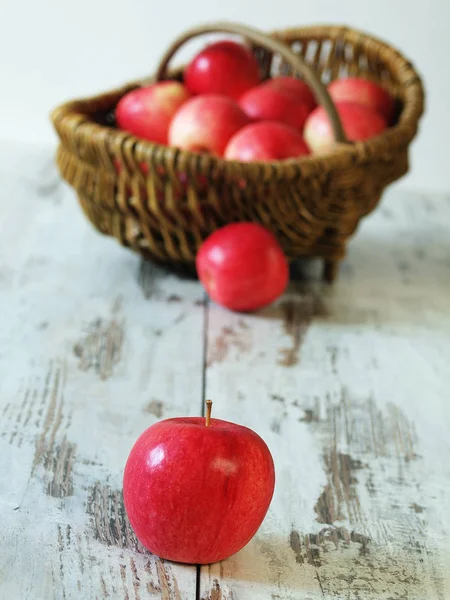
[205,400,213,427]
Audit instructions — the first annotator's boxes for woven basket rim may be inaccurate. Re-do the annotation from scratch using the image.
[51,24,425,183]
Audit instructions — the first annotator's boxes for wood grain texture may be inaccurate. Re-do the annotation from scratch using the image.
[200,193,450,599]
[0,147,202,599]
[1,145,450,599]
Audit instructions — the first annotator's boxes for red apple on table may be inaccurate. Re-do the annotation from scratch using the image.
[304,101,387,154]
[264,76,317,113]
[123,401,275,564]
[115,81,191,144]
[196,222,289,312]
[239,83,311,131]
[328,77,394,121]
[169,95,250,156]
[225,121,310,162]
[184,40,261,100]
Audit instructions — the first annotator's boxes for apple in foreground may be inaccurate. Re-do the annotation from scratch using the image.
[169,95,250,156]
[304,101,387,154]
[123,401,275,564]
[196,222,289,312]
[239,83,311,131]
[328,77,394,121]
[225,121,310,162]
[184,40,261,100]
[115,82,191,144]
[264,76,317,113]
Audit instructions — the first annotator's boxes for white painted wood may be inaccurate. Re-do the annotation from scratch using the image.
[0,146,203,599]
[1,143,450,599]
[200,191,450,599]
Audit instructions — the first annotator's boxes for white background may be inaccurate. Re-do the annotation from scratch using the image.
[1,0,448,193]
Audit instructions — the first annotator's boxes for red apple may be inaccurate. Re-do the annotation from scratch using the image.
[169,95,250,156]
[239,84,311,131]
[196,222,289,312]
[184,40,260,100]
[115,82,191,144]
[264,76,317,113]
[328,78,394,121]
[304,102,387,154]
[123,402,275,564]
[225,121,310,162]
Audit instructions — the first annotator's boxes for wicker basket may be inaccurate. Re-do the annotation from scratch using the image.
[51,22,424,281]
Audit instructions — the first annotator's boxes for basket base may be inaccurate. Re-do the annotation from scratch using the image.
[323,259,340,283]
[139,254,198,280]
[141,255,341,283]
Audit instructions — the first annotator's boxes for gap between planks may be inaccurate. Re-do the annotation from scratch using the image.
[197,292,209,600]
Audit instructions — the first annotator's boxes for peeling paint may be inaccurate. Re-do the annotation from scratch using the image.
[145,399,164,419]
[297,391,445,597]
[207,326,252,367]
[46,437,76,498]
[85,483,140,551]
[202,578,235,600]
[277,291,327,367]
[74,317,124,380]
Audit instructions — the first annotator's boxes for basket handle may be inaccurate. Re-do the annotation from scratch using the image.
[154,21,347,144]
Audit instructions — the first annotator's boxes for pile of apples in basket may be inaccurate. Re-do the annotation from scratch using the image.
[116,38,394,312]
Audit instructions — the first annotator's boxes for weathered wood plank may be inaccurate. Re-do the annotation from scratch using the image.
[2,145,450,600]
[200,191,450,599]
[0,148,203,599]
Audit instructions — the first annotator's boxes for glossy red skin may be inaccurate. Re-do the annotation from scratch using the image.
[116,82,190,144]
[169,95,250,156]
[196,222,289,312]
[263,76,317,113]
[184,40,260,100]
[304,101,387,154]
[239,84,311,131]
[225,121,310,162]
[328,78,394,121]
[123,417,275,564]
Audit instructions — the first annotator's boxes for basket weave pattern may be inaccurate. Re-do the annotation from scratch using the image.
[52,24,424,280]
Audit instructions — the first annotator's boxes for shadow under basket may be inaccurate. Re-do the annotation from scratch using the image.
[51,22,424,281]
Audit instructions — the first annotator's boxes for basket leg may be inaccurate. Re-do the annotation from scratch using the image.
[323,259,340,283]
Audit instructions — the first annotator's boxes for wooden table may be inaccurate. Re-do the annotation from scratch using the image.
[1,144,449,600]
